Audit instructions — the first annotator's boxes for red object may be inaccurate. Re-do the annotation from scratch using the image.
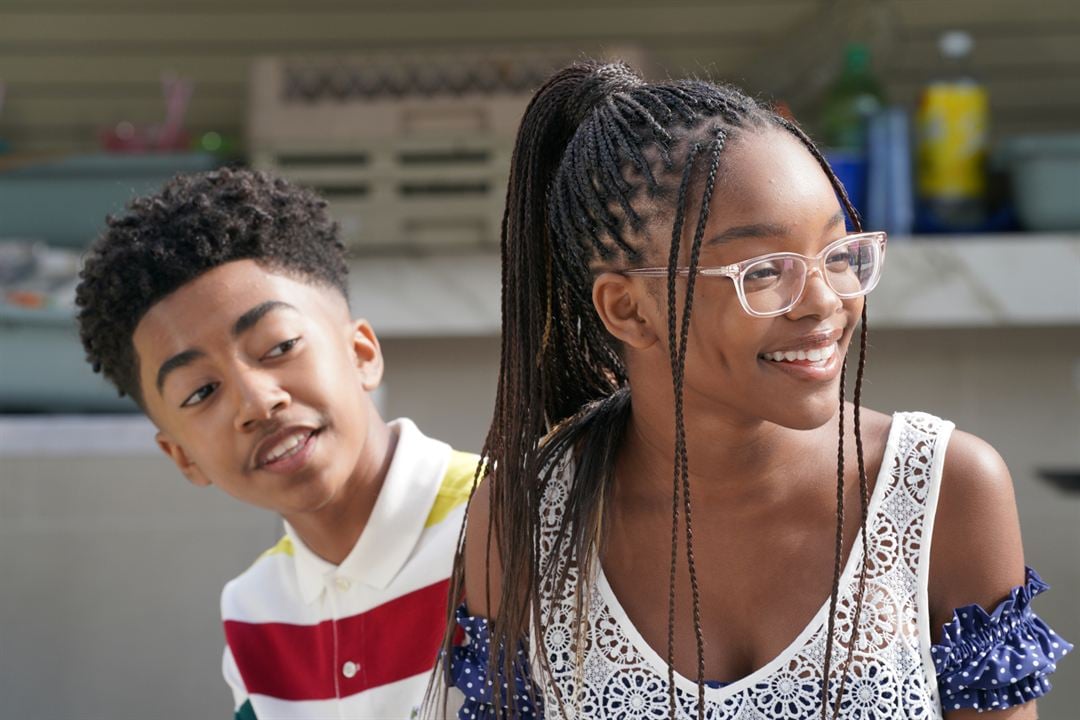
[224,578,452,700]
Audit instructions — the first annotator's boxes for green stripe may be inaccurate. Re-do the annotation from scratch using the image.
[234,699,257,720]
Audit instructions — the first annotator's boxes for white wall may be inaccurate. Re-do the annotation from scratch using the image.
[1,328,1077,718]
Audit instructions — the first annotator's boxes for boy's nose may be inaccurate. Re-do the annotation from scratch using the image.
[234,371,290,432]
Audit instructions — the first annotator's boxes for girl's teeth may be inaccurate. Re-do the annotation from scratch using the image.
[764,344,836,363]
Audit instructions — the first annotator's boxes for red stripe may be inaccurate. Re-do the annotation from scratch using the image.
[225,579,451,701]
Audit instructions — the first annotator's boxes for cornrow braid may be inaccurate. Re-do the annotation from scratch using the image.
[432,60,872,720]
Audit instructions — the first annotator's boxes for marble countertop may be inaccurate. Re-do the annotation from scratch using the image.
[347,234,1080,336]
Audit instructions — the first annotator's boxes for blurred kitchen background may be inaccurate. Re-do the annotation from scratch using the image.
[1,0,1078,717]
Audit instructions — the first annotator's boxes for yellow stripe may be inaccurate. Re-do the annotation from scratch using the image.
[253,449,477,563]
[259,535,294,559]
[424,450,481,528]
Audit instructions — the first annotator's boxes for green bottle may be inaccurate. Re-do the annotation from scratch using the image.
[821,43,887,151]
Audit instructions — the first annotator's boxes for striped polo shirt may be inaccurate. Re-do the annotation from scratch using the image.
[221,418,475,719]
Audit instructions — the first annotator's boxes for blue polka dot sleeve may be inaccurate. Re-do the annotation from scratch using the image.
[931,566,1072,712]
[449,605,543,719]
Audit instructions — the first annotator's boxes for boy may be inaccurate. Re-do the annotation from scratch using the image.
[75,168,474,719]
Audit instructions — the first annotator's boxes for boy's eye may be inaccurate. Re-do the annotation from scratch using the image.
[181,383,217,408]
[264,337,301,360]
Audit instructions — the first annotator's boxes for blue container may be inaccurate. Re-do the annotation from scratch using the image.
[0,152,218,411]
[825,149,868,229]
[0,153,219,248]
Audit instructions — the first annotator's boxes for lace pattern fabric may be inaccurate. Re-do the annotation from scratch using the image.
[534,411,952,720]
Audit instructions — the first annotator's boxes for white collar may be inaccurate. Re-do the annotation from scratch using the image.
[284,418,451,605]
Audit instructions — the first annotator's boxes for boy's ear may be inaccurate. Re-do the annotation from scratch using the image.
[350,319,384,391]
[155,431,212,488]
[592,272,660,350]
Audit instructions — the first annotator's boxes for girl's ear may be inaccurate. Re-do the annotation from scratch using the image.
[592,272,660,350]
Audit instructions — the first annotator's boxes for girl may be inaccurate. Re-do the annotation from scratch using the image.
[434,61,1070,719]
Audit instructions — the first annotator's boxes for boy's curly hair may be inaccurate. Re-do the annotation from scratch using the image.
[75,167,348,407]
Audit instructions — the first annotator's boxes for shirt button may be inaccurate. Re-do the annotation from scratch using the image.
[342,661,358,678]
[334,577,351,591]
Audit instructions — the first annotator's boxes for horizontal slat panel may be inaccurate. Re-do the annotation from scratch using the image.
[0,0,811,11]
[0,124,242,152]
[896,1,1080,30]
[0,55,253,85]
[0,8,810,44]
[888,34,1080,76]
[18,70,1058,132]
[1,95,243,128]
[1,0,1076,157]
[0,45,750,87]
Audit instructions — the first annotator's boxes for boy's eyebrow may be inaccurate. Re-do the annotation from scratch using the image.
[156,349,206,394]
[232,300,298,338]
[155,301,299,396]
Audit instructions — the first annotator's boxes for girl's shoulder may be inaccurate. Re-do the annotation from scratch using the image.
[929,421,1027,639]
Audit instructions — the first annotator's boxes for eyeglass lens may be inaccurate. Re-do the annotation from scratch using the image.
[741,236,879,315]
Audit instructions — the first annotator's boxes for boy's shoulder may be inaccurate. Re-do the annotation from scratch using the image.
[424,448,480,528]
[221,534,307,624]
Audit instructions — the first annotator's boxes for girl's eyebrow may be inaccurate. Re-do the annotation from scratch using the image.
[706,209,847,247]
[705,222,790,245]
[824,209,846,230]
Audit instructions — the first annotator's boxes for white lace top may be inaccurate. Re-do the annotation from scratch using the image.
[533,411,954,720]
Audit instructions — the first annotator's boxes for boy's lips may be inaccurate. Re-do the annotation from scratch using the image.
[252,424,323,470]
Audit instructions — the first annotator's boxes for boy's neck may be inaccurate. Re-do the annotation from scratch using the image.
[284,415,397,566]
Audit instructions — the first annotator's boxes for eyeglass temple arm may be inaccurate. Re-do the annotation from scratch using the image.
[623,266,740,277]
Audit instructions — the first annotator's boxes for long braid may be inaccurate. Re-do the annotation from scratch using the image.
[821,358,848,718]
[831,303,873,717]
[676,130,727,720]
[665,141,700,716]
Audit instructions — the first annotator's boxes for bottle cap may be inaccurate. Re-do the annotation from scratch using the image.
[939,31,974,59]
[844,43,871,72]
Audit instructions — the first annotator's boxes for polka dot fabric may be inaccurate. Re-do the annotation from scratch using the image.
[450,606,540,719]
[931,566,1072,712]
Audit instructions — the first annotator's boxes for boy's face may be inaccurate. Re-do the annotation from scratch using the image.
[133,259,382,517]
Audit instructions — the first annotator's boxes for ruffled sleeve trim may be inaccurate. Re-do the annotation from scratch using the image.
[931,566,1073,712]
[448,604,542,719]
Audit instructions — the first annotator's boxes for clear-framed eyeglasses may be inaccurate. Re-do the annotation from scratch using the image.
[622,231,888,318]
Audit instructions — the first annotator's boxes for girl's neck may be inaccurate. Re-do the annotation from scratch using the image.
[616,393,833,507]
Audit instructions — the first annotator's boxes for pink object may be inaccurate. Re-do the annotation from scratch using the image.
[100,74,194,153]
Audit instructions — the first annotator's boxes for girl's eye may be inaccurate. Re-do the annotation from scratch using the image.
[746,266,781,281]
[264,337,301,359]
[826,250,854,268]
[181,383,217,408]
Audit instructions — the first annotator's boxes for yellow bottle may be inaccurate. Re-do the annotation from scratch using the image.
[916,31,988,231]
